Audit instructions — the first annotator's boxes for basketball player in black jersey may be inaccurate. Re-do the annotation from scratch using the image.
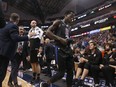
[40,10,75,87]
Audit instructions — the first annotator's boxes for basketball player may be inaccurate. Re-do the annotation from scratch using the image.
[40,10,75,87]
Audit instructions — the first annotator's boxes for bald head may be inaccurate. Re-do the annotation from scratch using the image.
[30,20,37,28]
[45,38,50,44]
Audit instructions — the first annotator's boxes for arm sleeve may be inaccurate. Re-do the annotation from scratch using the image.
[44,45,47,56]
[9,25,28,42]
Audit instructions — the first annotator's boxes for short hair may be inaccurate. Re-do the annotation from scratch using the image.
[64,10,74,16]
[19,26,24,29]
[89,40,93,43]
[19,25,23,27]
[10,13,20,22]
[89,41,97,46]
[105,43,113,49]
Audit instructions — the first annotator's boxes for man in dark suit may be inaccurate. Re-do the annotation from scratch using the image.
[0,13,35,87]
[22,41,31,70]
[0,0,6,28]
[44,38,55,76]
[8,26,29,87]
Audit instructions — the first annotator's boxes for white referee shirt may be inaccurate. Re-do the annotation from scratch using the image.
[29,26,43,39]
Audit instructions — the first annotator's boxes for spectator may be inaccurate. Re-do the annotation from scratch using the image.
[44,38,55,77]
[100,43,116,86]
[74,42,102,87]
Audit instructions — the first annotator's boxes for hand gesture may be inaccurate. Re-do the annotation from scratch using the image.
[99,64,104,69]
[28,32,36,38]
[79,58,85,63]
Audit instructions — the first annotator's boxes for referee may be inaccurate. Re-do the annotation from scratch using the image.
[28,20,43,84]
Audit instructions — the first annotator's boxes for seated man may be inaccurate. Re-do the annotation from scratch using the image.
[100,43,116,87]
[74,41,102,87]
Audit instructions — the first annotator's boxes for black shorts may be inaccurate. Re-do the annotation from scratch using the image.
[78,62,91,70]
[30,50,38,63]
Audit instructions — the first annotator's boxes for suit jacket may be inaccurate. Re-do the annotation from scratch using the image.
[22,41,29,58]
[44,43,55,60]
[0,1,6,28]
[0,22,28,59]
[20,41,30,59]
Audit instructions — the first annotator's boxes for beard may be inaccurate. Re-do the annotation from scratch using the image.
[105,48,110,51]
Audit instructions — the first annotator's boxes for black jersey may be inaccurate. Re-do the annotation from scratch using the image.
[54,20,71,48]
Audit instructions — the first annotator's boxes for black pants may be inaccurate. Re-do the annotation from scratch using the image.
[101,66,115,85]
[23,56,31,70]
[46,59,52,75]
[50,50,74,87]
[78,62,90,70]
[8,53,22,85]
[90,65,101,84]
[0,55,9,87]
[78,62,100,84]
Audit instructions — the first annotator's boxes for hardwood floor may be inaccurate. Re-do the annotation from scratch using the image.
[2,71,33,87]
